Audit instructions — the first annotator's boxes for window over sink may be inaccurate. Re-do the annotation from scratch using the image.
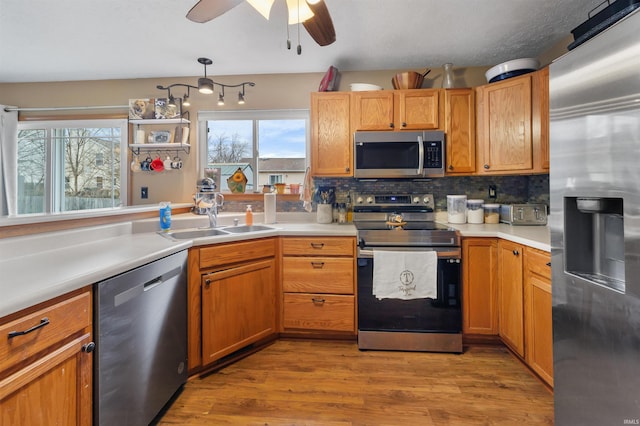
[198,110,309,193]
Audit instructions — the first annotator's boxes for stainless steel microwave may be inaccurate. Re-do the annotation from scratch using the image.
[353,130,445,178]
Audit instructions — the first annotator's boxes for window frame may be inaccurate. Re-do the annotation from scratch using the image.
[197,109,310,193]
[17,119,128,214]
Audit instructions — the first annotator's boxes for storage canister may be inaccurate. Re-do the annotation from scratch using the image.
[467,199,484,224]
[483,203,500,224]
[447,195,467,224]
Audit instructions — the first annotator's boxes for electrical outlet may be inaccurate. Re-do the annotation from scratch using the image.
[488,185,497,199]
[141,187,148,199]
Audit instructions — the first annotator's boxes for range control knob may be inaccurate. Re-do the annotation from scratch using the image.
[366,196,374,204]
[355,196,364,204]
[423,196,431,205]
[412,196,421,204]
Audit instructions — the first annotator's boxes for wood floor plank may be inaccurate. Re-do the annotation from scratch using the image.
[158,339,553,425]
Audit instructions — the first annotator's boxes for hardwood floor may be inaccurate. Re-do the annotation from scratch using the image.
[158,339,553,425]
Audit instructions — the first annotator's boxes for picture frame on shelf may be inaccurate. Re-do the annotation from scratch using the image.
[148,130,172,144]
[128,98,155,119]
[154,98,181,119]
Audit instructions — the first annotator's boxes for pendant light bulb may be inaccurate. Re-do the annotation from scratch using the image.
[182,94,191,107]
[217,93,225,106]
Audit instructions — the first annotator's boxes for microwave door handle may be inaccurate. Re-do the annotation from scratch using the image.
[417,136,424,175]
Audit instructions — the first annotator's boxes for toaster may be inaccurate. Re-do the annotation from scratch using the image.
[500,204,548,225]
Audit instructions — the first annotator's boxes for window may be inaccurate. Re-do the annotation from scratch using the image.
[17,119,128,214]
[199,110,308,193]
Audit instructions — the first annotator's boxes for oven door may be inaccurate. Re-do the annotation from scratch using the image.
[357,247,461,333]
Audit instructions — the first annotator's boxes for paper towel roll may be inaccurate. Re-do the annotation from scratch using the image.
[264,193,276,224]
[135,129,145,144]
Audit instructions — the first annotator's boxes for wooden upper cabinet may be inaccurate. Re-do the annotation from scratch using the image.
[476,74,533,173]
[351,89,439,131]
[396,90,439,130]
[310,92,353,176]
[351,91,395,130]
[532,67,549,172]
[443,89,476,174]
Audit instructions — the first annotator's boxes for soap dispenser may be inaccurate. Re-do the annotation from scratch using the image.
[245,205,253,226]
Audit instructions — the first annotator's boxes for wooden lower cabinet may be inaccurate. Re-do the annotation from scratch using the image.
[281,236,356,335]
[498,240,525,357]
[0,289,93,426]
[524,247,553,387]
[188,238,277,372]
[462,238,498,335]
[202,259,276,364]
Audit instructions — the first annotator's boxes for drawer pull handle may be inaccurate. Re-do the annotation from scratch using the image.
[512,250,520,256]
[311,261,325,269]
[8,317,50,339]
[546,262,551,267]
[82,342,96,353]
[311,297,326,304]
[310,242,325,249]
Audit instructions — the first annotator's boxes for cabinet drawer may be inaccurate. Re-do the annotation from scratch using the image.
[283,293,355,332]
[525,247,551,281]
[0,291,91,372]
[282,257,354,294]
[200,238,276,269]
[282,237,354,256]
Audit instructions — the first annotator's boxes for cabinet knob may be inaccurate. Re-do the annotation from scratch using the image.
[546,262,551,267]
[345,167,350,172]
[512,250,520,256]
[448,165,454,170]
[484,164,490,169]
[401,122,407,127]
[204,279,211,289]
[389,123,394,128]
[82,342,96,353]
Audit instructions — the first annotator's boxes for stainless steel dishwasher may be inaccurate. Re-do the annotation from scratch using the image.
[94,250,188,425]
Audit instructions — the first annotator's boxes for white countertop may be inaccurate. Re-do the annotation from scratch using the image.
[0,211,548,320]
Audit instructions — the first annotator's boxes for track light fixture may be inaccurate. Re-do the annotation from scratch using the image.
[156,57,255,108]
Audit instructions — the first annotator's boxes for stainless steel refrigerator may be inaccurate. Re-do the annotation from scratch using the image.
[550,9,640,425]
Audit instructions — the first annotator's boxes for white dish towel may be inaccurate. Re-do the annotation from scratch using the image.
[372,250,438,300]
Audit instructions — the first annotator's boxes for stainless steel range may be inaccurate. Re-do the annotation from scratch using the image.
[354,193,463,353]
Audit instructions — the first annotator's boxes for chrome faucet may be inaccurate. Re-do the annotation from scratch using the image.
[200,192,224,228]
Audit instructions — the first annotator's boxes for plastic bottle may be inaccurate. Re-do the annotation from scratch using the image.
[159,201,171,231]
[346,193,353,222]
[245,205,253,226]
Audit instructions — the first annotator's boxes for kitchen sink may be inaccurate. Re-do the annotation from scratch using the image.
[162,228,230,240]
[222,225,275,233]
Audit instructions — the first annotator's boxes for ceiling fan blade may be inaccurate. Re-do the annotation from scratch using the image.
[302,0,336,46]
[186,0,244,23]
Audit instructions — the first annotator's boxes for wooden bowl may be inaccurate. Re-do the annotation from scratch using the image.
[392,71,424,90]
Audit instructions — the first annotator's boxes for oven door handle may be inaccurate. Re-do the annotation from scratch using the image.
[357,247,461,259]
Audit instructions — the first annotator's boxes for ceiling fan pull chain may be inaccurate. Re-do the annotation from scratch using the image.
[297,0,302,54]
[286,21,291,50]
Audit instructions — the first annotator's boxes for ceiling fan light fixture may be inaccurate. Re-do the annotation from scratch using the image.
[246,0,275,19]
[285,0,314,24]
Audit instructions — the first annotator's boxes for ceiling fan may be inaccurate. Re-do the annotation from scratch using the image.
[186,0,336,52]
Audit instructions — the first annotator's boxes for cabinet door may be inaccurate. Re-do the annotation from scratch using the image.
[498,240,525,357]
[525,247,553,386]
[351,91,394,130]
[201,259,276,365]
[0,333,93,426]
[462,238,498,335]
[477,75,533,173]
[532,67,549,172]
[444,89,476,174]
[310,92,353,176]
[396,90,439,130]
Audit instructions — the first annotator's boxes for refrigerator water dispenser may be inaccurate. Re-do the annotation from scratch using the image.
[564,197,625,293]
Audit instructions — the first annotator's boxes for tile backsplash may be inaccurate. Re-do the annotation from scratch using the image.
[222,174,549,212]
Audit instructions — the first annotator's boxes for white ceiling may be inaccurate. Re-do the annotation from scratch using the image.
[0,0,597,83]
